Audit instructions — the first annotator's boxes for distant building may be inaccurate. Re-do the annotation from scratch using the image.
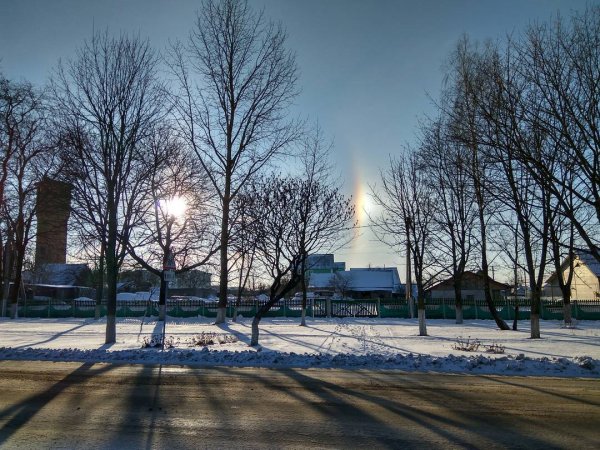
[35,178,72,266]
[426,271,510,301]
[305,253,346,276]
[170,270,212,290]
[26,263,91,286]
[544,252,600,300]
[309,267,401,299]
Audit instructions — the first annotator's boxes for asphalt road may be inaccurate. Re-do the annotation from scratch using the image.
[0,361,598,449]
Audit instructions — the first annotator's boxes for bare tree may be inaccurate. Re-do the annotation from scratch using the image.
[170,0,301,323]
[0,78,53,318]
[421,118,477,324]
[0,75,35,315]
[51,32,165,343]
[229,194,257,322]
[295,125,352,326]
[444,37,510,330]
[519,8,600,261]
[127,125,220,320]
[371,151,436,336]
[240,175,354,345]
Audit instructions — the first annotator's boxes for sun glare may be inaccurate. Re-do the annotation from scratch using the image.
[160,196,187,219]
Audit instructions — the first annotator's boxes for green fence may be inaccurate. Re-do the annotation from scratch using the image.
[10,297,600,320]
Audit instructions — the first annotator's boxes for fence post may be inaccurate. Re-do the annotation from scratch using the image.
[377,299,381,318]
[475,299,478,320]
[326,298,331,318]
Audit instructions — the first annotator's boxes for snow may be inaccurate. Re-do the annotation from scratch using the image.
[0,317,598,377]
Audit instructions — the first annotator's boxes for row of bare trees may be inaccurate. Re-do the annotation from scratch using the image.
[371,6,600,339]
[1,0,354,346]
[0,76,59,319]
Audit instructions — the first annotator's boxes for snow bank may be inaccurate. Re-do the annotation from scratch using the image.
[0,317,598,378]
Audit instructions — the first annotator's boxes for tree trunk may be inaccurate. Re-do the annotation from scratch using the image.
[561,287,572,325]
[530,289,541,339]
[417,286,427,336]
[105,224,118,343]
[1,234,14,318]
[455,304,463,324]
[250,314,261,346]
[563,302,572,326]
[158,272,167,321]
[406,238,414,319]
[453,279,463,324]
[418,308,427,336]
[8,248,24,320]
[472,144,509,331]
[512,305,519,330]
[216,171,232,325]
[95,251,104,320]
[480,221,509,330]
[300,306,307,327]
[300,259,307,327]
[105,263,117,344]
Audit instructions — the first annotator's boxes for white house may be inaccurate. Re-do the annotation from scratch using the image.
[544,252,600,300]
[309,267,401,299]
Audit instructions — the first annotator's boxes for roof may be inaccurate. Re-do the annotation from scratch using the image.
[578,252,600,277]
[427,271,511,292]
[546,251,600,283]
[309,267,401,292]
[35,263,90,286]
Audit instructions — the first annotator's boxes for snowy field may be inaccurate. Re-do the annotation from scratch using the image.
[0,317,599,378]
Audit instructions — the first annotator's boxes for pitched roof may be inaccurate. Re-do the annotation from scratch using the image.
[578,252,600,277]
[309,268,401,292]
[546,251,600,284]
[426,271,511,292]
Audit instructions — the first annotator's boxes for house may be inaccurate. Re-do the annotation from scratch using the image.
[544,252,600,300]
[426,271,510,301]
[309,267,401,299]
[305,254,346,274]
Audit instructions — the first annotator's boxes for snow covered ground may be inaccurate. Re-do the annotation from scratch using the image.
[0,316,598,377]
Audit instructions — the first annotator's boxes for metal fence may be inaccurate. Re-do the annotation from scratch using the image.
[9,297,600,320]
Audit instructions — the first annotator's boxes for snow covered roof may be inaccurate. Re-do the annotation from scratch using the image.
[309,267,401,292]
[546,251,600,283]
[578,252,600,277]
[36,263,90,286]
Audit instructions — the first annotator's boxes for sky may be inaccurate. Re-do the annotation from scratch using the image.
[0,0,593,281]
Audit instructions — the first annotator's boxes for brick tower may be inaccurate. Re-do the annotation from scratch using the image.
[35,178,72,265]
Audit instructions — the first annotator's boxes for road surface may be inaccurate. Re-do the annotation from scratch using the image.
[0,361,598,449]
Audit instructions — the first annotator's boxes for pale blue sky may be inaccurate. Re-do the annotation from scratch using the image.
[0,0,593,279]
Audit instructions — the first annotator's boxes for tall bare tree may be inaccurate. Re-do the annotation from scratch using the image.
[126,125,220,320]
[0,78,53,318]
[240,174,354,346]
[295,125,351,326]
[421,118,477,324]
[371,151,435,336]
[170,0,301,323]
[445,37,510,330]
[51,32,165,343]
[520,8,600,261]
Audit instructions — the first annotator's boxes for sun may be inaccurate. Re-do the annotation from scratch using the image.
[160,196,187,219]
